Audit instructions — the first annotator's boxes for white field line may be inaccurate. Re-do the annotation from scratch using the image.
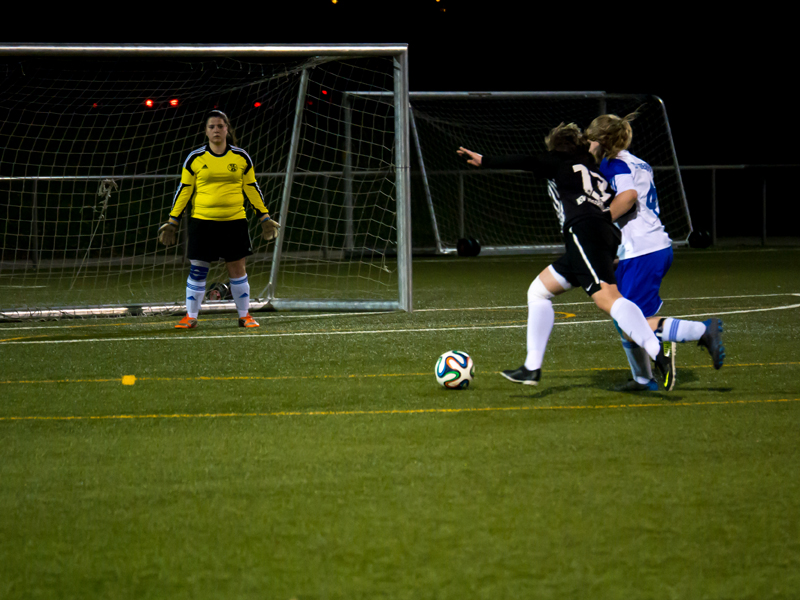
[2,302,799,346]
[3,292,799,333]
[0,309,395,332]
[413,292,800,311]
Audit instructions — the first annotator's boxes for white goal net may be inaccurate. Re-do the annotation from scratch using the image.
[0,44,411,319]
[408,92,691,254]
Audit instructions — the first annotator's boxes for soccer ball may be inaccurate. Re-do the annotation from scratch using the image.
[435,350,474,389]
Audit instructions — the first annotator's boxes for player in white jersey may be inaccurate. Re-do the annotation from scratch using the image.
[586,112,725,391]
[459,123,671,388]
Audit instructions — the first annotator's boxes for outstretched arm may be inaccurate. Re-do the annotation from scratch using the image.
[457,147,483,167]
[459,147,554,178]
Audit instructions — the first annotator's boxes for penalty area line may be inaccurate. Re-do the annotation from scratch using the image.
[2,397,798,422]
[2,301,799,345]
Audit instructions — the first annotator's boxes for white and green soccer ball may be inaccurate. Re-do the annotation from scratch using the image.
[435,350,474,389]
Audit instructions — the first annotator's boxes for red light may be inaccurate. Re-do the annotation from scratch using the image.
[169,99,179,107]
[254,101,262,108]
[144,99,154,108]
[322,90,328,95]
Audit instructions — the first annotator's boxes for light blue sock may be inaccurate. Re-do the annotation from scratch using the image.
[616,321,653,384]
[185,260,210,318]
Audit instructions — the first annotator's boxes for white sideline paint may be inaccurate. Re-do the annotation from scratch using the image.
[1,298,799,346]
[3,292,799,333]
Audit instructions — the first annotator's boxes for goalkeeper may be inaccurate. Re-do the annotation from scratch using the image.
[458,123,670,387]
[158,110,280,329]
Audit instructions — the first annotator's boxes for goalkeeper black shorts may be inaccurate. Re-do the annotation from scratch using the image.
[187,217,253,263]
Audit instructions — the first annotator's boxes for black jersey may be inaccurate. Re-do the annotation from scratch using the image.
[481,150,615,231]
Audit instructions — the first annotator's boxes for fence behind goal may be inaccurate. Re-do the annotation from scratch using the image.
[408,92,691,254]
[0,44,411,320]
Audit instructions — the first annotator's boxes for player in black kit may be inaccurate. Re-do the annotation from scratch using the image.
[458,123,669,386]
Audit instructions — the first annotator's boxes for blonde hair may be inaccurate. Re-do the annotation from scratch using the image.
[586,111,638,160]
[544,122,589,154]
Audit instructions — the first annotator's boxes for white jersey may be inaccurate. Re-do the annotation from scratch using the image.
[599,149,672,260]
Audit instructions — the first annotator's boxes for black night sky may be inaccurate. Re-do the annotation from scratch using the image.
[12,1,798,237]
[17,1,793,166]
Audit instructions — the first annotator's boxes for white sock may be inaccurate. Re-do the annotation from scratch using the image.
[610,297,661,360]
[524,277,555,371]
[660,317,706,343]
[186,260,210,319]
[230,274,250,318]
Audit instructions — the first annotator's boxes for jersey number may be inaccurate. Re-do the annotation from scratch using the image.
[572,164,612,206]
[646,183,659,215]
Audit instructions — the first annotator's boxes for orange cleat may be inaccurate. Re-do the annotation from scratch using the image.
[175,315,198,329]
[238,314,260,328]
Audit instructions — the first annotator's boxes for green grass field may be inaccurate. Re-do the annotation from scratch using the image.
[2,247,799,599]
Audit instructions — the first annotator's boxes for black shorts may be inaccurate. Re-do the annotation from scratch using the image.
[187,218,253,263]
[551,219,621,296]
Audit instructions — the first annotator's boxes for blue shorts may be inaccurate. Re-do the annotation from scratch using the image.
[615,246,673,318]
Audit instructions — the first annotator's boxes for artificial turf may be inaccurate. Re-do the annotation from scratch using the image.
[1,247,799,599]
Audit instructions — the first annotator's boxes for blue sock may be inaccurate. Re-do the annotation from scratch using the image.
[186,261,210,318]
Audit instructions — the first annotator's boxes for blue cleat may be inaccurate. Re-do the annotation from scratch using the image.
[617,378,660,392]
[698,318,725,370]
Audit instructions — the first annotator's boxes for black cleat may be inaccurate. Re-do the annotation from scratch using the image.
[654,343,676,391]
[698,318,725,370]
[501,366,541,385]
[663,340,677,387]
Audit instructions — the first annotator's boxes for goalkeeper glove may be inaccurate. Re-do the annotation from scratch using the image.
[158,219,179,246]
[260,215,280,241]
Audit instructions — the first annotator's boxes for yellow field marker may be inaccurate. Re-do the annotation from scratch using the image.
[0,362,798,387]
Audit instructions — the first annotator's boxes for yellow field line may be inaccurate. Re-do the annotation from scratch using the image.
[1,397,798,423]
[1,361,798,387]
[0,373,433,385]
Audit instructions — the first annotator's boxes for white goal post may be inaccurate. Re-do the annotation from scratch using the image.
[0,44,412,320]
[407,91,691,254]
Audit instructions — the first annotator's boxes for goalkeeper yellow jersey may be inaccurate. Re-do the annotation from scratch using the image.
[169,144,270,221]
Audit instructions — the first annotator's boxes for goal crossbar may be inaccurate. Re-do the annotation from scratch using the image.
[0,44,412,320]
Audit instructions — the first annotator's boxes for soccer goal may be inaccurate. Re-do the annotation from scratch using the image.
[0,44,411,320]
[408,91,691,254]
